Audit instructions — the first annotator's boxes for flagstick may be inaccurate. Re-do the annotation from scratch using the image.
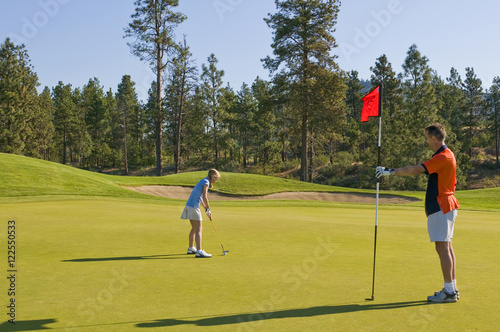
[367,85,382,301]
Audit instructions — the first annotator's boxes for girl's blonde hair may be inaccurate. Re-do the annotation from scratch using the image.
[208,169,220,189]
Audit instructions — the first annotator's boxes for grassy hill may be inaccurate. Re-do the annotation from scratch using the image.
[0,153,387,199]
[0,153,498,211]
[0,153,147,200]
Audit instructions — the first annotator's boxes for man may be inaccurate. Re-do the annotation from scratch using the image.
[376,123,460,303]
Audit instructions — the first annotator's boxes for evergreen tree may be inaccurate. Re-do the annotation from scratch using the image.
[345,71,364,121]
[306,67,345,181]
[461,67,484,158]
[143,81,160,166]
[183,86,210,160]
[200,53,226,160]
[116,75,141,174]
[34,87,55,160]
[485,76,500,166]
[263,0,343,182]
[438,68,471,187]
[220,85,238,162]
[344,70,364,155]
[70,87,92,167]
[103,88,121,168]
[166,37,198,173]
[430,72,466,187]
[235,83,257,168]
[442,68,466,133]
[82,78,111,168]
[272,73,294,163]
[369,55,404,168]
[125,0,186,176]
[252,77,280,169]
[52,82,77,164]
[400,44,439,189]
[0,38,39,155]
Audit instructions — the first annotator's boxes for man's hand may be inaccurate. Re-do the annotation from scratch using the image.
[375,166,395,178]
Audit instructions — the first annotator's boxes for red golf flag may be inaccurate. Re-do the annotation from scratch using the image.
[360,86,380,122]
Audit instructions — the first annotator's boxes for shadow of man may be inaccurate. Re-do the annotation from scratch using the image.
[136,301,431,328]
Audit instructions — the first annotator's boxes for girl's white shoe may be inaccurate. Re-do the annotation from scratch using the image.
[195,249,212,258]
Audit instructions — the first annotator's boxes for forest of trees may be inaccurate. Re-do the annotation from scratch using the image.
[1,0,499,191]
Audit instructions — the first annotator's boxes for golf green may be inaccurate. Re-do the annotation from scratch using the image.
[1,199,499,331]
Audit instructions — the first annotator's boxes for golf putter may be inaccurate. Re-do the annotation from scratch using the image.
[209,216,229,255]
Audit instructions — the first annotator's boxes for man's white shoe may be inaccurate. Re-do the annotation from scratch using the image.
[195,250,212,258]
[434,288,460,300]
[187,247,197,254]
[427,288,457,303]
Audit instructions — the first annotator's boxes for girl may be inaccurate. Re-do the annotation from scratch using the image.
[180,169,220,258]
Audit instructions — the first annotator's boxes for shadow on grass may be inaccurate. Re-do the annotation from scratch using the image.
[0,319,57,331]
[62,253,191,262]
[136,301,431,328]
[2,302,433,330]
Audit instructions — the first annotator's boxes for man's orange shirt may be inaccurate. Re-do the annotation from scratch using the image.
[421,145,460,216]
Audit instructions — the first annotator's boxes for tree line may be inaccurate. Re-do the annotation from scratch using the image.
[1,0,499,190]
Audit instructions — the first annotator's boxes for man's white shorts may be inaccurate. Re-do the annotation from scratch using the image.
[181,206,202,221]
[427,209,457,242]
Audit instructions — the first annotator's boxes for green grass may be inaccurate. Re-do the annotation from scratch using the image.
[0,153,148,200]
[1,153,500,330]
[1,201,499,331]
[1,153,500,211]
[106,170,374,195]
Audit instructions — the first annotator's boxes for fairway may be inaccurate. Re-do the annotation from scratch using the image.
[1,198,499,331]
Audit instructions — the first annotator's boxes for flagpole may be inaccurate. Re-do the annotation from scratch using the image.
[367,83,382,301]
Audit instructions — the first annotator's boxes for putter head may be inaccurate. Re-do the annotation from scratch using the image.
[365,296,374,301]
[222,250,229,255]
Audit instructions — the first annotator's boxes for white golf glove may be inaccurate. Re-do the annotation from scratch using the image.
[205,207,212,218]
[375,166,395,178]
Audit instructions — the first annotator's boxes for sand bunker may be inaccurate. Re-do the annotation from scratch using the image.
[125,185,420,204]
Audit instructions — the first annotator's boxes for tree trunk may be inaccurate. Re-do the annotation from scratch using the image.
[300,112,308,182]
[282,136,286,162]
[174,82,185,174]
[123,113,129,175]
[62,126,67,165]
[155,56,163,177]
[495,103,499,166]
[308,133,314,182]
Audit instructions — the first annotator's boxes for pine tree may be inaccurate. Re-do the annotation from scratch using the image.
[125,0,186,176]
[116,75,141,174]
[263,0,343,182]
[252,77,280,169]
[200,53,226,161]
[82,78,110,168]
[183,87,210,160]
[441,68,466,133]
[400,44,439,189]
[369,55,404,169]
[34,87,55,160]
[0,38,39,155]
[461,67,484,158]
[52,82,77,164]
[144,81,160,164]
[485,76,500,166]
[70,88,92,167]
[103,88,121,168]
[235,83,257,168]
[166,37,198,173]
[344,70,364,155]
[306,67,345,181]
[219,86,238,162]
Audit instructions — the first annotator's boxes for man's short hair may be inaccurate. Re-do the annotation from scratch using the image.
[425,123,446,142]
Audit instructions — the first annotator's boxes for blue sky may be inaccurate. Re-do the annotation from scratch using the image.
[1,0,499,102]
